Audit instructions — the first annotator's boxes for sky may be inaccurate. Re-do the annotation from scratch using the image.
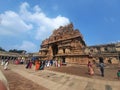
[0,0,120,53]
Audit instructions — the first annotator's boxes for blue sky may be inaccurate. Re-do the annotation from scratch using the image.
[0,0,120,52]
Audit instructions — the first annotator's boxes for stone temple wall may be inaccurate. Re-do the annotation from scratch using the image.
[84,44,120,64]
[65,56,90,65]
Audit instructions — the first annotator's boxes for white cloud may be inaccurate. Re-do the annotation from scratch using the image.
[14,41,37,52]
[0,11,32,36]
[33,5,42,12]
[19,2,70,40]
[0,2,70,40]
[20,2,30,15]
[0,2,70,52]
[35,15,70,40]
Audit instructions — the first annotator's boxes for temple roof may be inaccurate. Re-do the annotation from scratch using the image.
[41,23,85,46]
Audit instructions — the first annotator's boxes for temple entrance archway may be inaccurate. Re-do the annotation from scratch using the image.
[62,57,66,63]
[52,44,58,56]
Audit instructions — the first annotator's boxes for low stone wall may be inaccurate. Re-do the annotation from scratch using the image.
[66,55,90,65]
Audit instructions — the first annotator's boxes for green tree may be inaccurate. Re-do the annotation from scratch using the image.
[0,47,6,51]
[9,49,26,54]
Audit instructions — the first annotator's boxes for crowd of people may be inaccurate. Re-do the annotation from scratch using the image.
[0,57,120,80]
[87,57,106,77]
[25,59,62,71]
[23,57,120,79]
[87,60,105,77]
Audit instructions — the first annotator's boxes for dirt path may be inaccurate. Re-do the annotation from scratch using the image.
[1,69,48,90]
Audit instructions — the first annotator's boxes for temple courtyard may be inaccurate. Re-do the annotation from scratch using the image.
[0,64,120,90]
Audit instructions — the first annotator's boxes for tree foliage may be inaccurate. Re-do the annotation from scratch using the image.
[9,49,26,54]
[0,47,6,51]
[0,47,27,54]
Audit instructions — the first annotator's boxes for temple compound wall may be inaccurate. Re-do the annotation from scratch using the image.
[0,51,19,60]
[39,23,120,65]
[84,43,120,64]
[0,51,30,62]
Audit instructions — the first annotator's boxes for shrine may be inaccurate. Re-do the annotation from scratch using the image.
[39,23,90,64]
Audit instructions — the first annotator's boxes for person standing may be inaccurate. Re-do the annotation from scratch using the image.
[87,61,94,75]
[4,60,9,70]
[26,60,30,69]
[99,57,105,77]
[29,60,33,69]
[35,60,40,70]
[1,59,5,66]
[117,70,120,80]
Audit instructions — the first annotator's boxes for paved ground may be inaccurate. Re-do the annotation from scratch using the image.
[1,64,120,90]
[1,67,48,90]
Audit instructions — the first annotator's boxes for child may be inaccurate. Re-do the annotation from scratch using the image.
[117,70,120,80]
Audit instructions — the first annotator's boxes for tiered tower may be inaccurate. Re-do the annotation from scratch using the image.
[39,23,90,64]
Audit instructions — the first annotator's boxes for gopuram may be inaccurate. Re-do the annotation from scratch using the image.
[39,23,91,65]
[39,23,120,65]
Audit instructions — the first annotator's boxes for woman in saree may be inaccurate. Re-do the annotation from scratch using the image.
[87,61,94,75]
[35,60,40,70]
